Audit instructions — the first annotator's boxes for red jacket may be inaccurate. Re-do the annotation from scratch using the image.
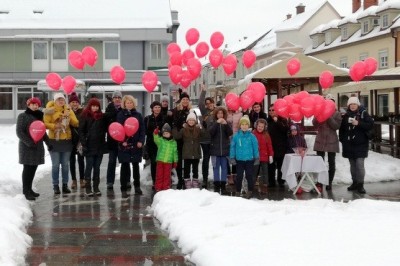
[252,130,274,162]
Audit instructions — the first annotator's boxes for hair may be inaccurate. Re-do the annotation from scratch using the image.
[176,101,192,111]
[82,98,103,119]
[213,106,227,120]
[205,97,214,104]
[121,95,137,109]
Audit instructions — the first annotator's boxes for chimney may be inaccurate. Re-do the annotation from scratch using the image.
[296,3,305,14]
[364,0,378,10]
[286,13,292,20]
[353,0,361,13]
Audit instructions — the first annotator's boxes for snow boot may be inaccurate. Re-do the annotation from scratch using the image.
[357,183,366,194]
[53,185,61,195]
[134,187,143,195]
[62,184,71,194]
[220,182,227,195]
[347,182,358,191]
[213,182,221,193]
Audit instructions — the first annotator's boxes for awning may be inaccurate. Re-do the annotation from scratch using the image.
[87,82,161,92]
[37,79,85,91]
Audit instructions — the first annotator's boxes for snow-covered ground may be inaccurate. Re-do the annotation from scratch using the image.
[1,124,400,265]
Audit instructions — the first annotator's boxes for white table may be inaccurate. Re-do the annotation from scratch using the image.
[281,154,329,195]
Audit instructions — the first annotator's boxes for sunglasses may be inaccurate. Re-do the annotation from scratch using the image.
[269,109,274,111]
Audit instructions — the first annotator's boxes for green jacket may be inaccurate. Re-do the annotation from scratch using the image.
[154,133,178,163]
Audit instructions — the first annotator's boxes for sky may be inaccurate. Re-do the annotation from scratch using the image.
[2,123,400,265]
[169,0,352,48]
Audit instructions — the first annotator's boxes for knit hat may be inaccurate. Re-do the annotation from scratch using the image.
[26,97,41,107]
[290,124,298,131]
[186,112,197,122]
[112,90,122,98]
[347,96,360,106]
[53,92,65,101]
[87,97,101,108]
[161,95,169,103]
[180,91,190,100]
[161,123,172,133]
[239,115,250,126]
[68,92,80,104]
[150,101,161,109]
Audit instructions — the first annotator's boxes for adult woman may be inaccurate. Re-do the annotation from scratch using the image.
[79,98,106,196]
[339,97,374,194]
[44,93,79,195]
[16,97,50,200]
[116,95,145,197]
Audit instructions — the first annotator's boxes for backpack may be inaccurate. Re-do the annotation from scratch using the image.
[361,110,375,140]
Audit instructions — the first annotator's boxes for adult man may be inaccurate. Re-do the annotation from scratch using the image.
[249,102,267,129]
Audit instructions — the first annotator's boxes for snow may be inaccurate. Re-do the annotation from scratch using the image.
[376,0,400,13]
[2,123,400,265]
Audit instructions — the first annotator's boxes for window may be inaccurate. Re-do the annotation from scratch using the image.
[16,87,45,110]
[339,57,348,68]
[52,42,66,60]
[312,37,319,48]
[105,42,119,60]
[360,95,369,112]
[379,50,388,69]
[359,53,368,61]
[150,43,162,60]
[32,41,48,71]
[362,21,369,34]
[0,87,12,110]
[325,32,331,44]
[378,94,389,116]
[382,14,389,28]
[341,27,348,40]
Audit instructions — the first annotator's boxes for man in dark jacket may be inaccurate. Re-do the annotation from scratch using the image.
[249,102,267,129]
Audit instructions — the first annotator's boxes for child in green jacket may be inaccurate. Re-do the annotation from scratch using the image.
[154,123,178,192]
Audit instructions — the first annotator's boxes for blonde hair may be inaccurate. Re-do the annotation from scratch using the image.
[121,95,137,109]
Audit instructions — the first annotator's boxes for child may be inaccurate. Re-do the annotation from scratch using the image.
[230,115,259,198]
[287,123,307,154]
[252,119,274,194]
[173,112,205,189]
[153,123,178,192]
[209,107,233,195]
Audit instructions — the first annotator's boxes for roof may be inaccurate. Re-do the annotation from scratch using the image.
[0,0,173,29]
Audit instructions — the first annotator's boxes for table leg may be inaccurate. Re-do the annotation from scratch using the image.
[292,173,321,196]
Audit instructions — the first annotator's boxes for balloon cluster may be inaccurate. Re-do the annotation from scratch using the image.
[349,57,377,82]
[45,73,77,95]
[108,117,139,142]
[225,82,266,111]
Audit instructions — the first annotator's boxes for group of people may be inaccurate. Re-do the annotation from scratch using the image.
[16,86,374,201]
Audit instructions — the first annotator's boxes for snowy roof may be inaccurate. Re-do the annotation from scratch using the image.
[227,31,270,54]
[252,30,277,56]
[376,0,400,13]
[0,33,119,40]
[0,0,173,29]
[320,19,341,32]
[357,5,379,19]
[338,8,362,26]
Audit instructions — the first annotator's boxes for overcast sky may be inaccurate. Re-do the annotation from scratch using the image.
[169,0,352,48]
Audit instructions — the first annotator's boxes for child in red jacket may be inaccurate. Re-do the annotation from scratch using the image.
[252,119,274,194]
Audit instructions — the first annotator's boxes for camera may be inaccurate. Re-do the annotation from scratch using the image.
[348,117,355,123]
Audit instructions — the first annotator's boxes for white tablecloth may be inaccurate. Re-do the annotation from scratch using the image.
[281,154,329,189]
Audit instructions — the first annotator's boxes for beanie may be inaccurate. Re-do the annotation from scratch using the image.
[347,97,360,106]
[150,101,162,109]
[53,92,65,101]
[161,123,172,133]
[161,95,169,103]
[112,90,122,98]
[239,115,250,126]
[180,92,190,100]
[26,97,41,107]
[186,112,197,122]
[87,97,101,108]
[68,92,80,104]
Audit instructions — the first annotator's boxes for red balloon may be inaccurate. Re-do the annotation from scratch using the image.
[364,57,377,76]
[167,42,181,56]
[247,82,266,102]
[186,28,200,46]
[142,71,158,93]
[293,91,309,104]
[286,58,301,76]
[68,50,85,70]
[110,66,126,84]
[210,31,224,49]
[82,46,98,67]
[124,117,139,137]
[187,58,202,78]
[169,52,182,66]
[311,95,325,117]
[195,41,209,58]
[46,72,62,90]
[316,99,336,123]
[242,50,256,69]
[349,61,366,82]
[209,49,223,68]
[225,92,240,111]
[319,71,334,89]
[289,104,302,122]
[62,76,76,95]
[283,95,295,105]
[274,99,289,118]
[240,90,255,110]
[29,120,46,143]
[222,54,238,76]
[108,122,125,142]
[300,97,315,118]
[169,65,183,85]
[180,71,193,88]
[182,49,195,66]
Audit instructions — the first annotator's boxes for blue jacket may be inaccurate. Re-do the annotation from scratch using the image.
[230,130,259,161]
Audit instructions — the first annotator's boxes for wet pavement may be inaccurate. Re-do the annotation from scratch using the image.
[25,155,400,265]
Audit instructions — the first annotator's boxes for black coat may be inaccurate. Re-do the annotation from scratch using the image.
[172,107,190,131]
[267,116,289,157]
[78,114,106,156]
[249,111,267,128]
[144,113,165,154]
[339,107,374,159]
[209,122,233,156]
[104,102,122,151]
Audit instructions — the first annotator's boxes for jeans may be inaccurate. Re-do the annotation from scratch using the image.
[236,160,255,192]
[50,151,71,186]
[85,155,104,181]
[212,156,228,182]
[106,149,118,185]
[349,158,365,184]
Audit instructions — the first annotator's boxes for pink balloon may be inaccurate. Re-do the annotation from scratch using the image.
[225,92,240,111]
[286,58,301,76]
[180,71,193,88]
[242,50,256,69]
[110,66,126,84]
[182,49,195,66]
[283,95,295,105]
[186,28,200,46]
[169,52,182,66]
[142,71,158,93]
[167,43,181,56]
[247,82,266,102]
[124,117,139,137]
[29,120,46,143]
[316,99,336,123]
[62,76,76,95]
[274,99,289,118]
[300,97,315,118]
[195,41,210,58]
[222,54,237,76]
[209,49,223,68]
[240,90,255,110]
[364,57,377,76]
[68,50,85,70]
[311,95,325,117]
[288,104,302,121]
[187,58,202,78]
[210,31,224,49]
[108,122,125,142]
[319,71,334,89]
[169,65,183,85]
[293,91,309,104]
[350,61,366,82]
[46,72,62,90]
[81,46,98,67]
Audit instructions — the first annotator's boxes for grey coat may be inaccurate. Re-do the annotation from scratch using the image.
[313,111,342,153]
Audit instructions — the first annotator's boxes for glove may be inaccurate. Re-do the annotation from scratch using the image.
[254,158,260,165]
[172,163,177,169]
[154,127,160,135]
[269,156,274,164]
[230,158,236,165]
[47,144,53,152]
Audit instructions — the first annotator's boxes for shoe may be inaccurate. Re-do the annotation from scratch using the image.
[54,185,61,195]
[260,185,268,194]
[202,182,208,189]
[347,183,358,191]
[80,179,86,188]
[94,187,101,196]
[121,191,130,198]
[71,180,77,189]
[134,187,143,195]
[357,184,366,194]
[24,193,36,201]
[227,175,234,185]
[62,184,71,194]
[244,191,253,199]
[326,185,332,191]
[268,183,276,188]
[107,183,114,190]
[126,183,132,189]
[235,192,241,197]
[30,190,40,197]
[85,186,94,197]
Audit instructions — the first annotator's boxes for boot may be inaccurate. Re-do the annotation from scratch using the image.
[220,182,227,195]
[134,187,143,195]
[202,176,208,189]
[244,191,253,199]
[85,181,94,197]
[71,180,77,189]
[30,189,40,197]
[347,182,358,191]
[80,179,86,188]
[213,182,221,193]
[24,192,36,201]
[62,184,71,194]
[227,175,234,185]
[260,184,268,194]
[357,183,366,194]
[93,178,101,196]
[235,191,241,197]
[54,185,61,195]
[121,191,130,198]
